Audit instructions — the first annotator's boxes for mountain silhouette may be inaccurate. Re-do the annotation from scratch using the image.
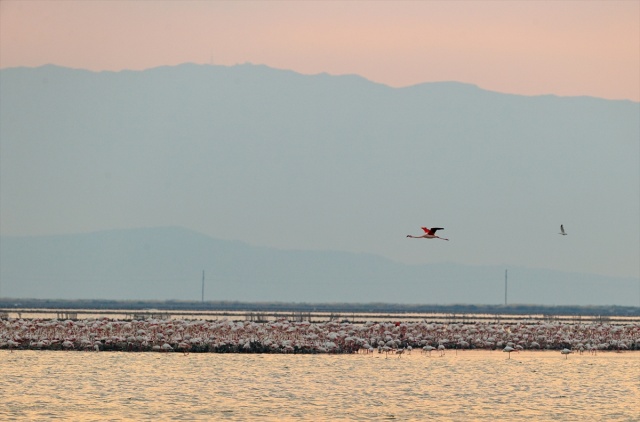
[1,227,637,305]
[0,63,638,303]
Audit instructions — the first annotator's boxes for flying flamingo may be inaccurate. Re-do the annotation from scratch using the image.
[559,225,567,235]
[407,227,449,241]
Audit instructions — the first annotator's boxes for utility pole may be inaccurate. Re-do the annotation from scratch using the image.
[504,269,508,306]
[201,270,205,303]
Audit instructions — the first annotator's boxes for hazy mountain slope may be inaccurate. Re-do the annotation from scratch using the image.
[0,64,638,282]
[1,228,637,306]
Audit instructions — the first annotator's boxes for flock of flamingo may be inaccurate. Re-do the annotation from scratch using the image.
[1,317,637,357]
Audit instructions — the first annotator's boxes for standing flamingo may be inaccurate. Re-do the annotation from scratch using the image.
[407,227,449,241]
[422,345,435,356]
[503,345,515,359]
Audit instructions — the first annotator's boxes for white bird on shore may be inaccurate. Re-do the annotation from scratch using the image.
[407,227,449,241]
[559,225,567,235]
[561,348,572,359]
[422,345,435,356]
[503,346,515,359]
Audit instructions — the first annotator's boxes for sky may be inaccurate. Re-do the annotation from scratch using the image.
[1,0,639,101]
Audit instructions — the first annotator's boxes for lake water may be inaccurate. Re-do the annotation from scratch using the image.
[1,350,638,421]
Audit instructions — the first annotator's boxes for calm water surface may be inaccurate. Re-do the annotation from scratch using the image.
[1,350,638,421]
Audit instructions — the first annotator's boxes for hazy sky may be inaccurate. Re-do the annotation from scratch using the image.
[1,0,638,101]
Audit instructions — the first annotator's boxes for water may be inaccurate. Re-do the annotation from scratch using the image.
[1,350,638,421]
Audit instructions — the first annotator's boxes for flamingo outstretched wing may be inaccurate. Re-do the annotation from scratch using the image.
[427,227,444,235]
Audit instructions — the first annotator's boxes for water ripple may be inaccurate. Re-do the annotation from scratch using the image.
[1,350,638,421]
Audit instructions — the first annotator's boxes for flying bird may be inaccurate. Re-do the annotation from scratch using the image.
[407,227,449,241]
[559,225,567,236]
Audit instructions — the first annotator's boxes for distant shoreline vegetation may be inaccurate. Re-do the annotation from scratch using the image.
[0,298,637,317]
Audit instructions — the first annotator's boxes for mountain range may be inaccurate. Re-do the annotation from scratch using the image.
[1,227,638,306]
[0,63,638,304]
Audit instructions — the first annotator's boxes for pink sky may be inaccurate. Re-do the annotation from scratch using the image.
[1,1,638,101]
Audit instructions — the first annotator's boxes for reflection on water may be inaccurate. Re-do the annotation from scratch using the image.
[1,350,638,421]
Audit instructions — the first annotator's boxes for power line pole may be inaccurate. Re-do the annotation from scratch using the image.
[504,269,508,306]
[201,270,205,303]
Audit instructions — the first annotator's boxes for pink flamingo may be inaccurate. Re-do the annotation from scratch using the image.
[407,227,449,241]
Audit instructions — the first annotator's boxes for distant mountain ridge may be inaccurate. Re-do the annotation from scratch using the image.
[1,63,638,295]
[1,227,637,306]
